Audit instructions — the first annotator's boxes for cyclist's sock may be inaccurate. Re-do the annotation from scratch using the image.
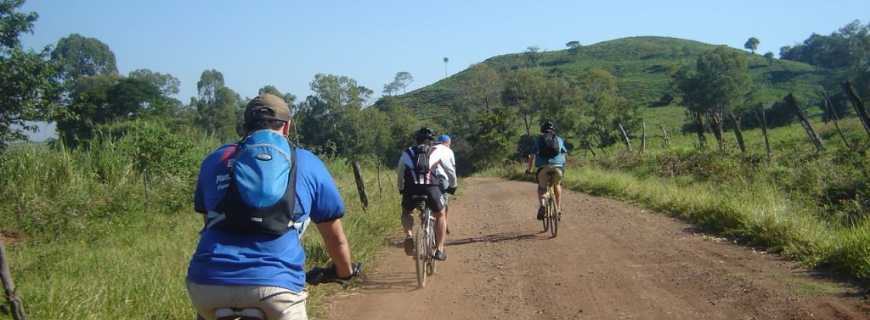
[434,249,447,261]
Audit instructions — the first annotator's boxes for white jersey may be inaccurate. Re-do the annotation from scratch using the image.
[396,144,458,191]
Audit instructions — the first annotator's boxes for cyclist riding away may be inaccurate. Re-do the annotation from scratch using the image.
[526,121,568,220]
[187,93,357,320]
[397,128,458,261]
[435,134,457,233]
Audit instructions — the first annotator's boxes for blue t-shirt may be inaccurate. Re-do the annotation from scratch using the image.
[532,135,568,168]
[188,130,345,293]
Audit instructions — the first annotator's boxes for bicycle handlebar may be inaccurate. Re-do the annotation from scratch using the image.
[306,262,362,287]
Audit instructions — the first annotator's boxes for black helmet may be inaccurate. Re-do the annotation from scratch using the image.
[540,121,556,133]
[414,127,435,144]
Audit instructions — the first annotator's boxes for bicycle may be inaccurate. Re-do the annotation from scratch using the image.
[199,263,361,320]
[528,169,560,238]
[410,194,437,288]
[542,176,560,237]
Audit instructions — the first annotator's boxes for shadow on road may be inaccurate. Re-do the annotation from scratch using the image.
[357,271,420,293]
[446,231,546,246]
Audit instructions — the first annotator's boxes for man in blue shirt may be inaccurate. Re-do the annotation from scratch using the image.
[187,93,355,320]
[526,121,568,220]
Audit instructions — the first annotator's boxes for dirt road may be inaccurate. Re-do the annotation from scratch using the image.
[326,177,869,320]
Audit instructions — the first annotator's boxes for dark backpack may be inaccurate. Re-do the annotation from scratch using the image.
[539,133,560,158]
[212,138,298,236]
[409,144,432,176]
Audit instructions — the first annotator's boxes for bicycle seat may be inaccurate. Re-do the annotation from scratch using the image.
[215,307,265,320]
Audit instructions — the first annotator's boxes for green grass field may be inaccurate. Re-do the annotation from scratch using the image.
[0,133,402,319]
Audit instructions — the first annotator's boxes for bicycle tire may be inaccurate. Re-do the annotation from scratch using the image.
[426,210,437,275]
[548,189,558,237]
[414,217,427,288]
[541,198,550,232]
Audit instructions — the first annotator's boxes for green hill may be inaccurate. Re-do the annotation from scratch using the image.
[388,36,830,120]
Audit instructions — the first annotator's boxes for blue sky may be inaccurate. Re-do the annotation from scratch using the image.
[20,0,869,106]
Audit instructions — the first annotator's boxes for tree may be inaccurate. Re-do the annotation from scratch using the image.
[191,69,240,141]
[463,64,500,111]
[525,46,541,67]
[565,41,581,54]
[383,71,414,95]
[579,69,637,147]
[502,69,546,136]
[763,52,775,65]
[672,46,752,151]
[744,37,760,54]
[0,0,58,149]
[128,69,180,96]
[51,33,117,84]
[296,74,373,156]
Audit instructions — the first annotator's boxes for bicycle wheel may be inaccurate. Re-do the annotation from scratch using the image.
[541,196,550,233]
[548,186,558,237]
[414,215,427,288]
[426,210,437,275]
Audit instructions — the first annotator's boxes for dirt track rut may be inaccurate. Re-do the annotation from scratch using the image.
[326,177,869,320]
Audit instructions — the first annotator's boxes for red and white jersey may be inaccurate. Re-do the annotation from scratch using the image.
[396,144,458,190]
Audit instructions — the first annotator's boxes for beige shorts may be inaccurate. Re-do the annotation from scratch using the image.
[187,281,308,320]
[536,166,563,192]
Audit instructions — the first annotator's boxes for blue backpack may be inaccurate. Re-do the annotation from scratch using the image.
[212,134,298,235]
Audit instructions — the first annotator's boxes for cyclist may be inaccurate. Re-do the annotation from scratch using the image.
[396,128,457,261]
[525,121,568,220]
[435,134,457,233]
[187,93,357,320]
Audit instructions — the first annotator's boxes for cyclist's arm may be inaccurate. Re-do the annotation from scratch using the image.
[526,154,535,172]
[442,150,458,188]
[396,153,407,193]
[316,219,353,278]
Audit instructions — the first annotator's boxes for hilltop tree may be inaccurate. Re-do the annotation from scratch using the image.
[744,37,760,54]
[383,71,414,96]
[296,74,373,155]
[566,41,581,54]
[0,0,58,149]
[525,46,541,67]
[763,52,775,64]
[51,33,117,84]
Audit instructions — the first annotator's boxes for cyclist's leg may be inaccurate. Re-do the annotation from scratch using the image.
[400,188,416,238]
[425,186,447,253]
[535,167,549,207]
[552,167,564,211]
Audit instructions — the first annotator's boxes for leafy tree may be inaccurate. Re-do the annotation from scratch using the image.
[780,20,869,70]
[502,69,545,136]
[466,106,517,171]
[744,37,760,54]
[566,41,581,54]
[51,33,117,84]
[763,52,775,64]
[191,69,240,141]
[296,74,373,156]
[0,0,57,149]
[672,46,752,151]
[524,46,541,67]
[463,64,501,111]
[383,71,414,95]
[128,69,180,96]
[579,68,637,147]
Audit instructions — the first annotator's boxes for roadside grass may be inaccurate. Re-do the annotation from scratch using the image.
[0,127,401,319]
[492,113,870,283]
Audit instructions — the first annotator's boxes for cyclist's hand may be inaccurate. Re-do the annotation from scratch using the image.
[445,187,457,195]
[306,262,362,287]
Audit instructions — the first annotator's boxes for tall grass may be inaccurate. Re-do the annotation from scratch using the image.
[0,123,402,319]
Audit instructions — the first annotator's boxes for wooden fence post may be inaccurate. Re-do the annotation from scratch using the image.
[351,161,369,211]
[640,121,647,154]
[785,93,825,153]
[727,111,747,153]
[660,125,671,148]
[823,91,853,150]
[1,241,27,320]
[618,123,633,151]
[757,107,772,160]
[842,81,870,138]
[376,162,383,198]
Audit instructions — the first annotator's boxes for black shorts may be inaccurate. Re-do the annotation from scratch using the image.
[401,184,445,212]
